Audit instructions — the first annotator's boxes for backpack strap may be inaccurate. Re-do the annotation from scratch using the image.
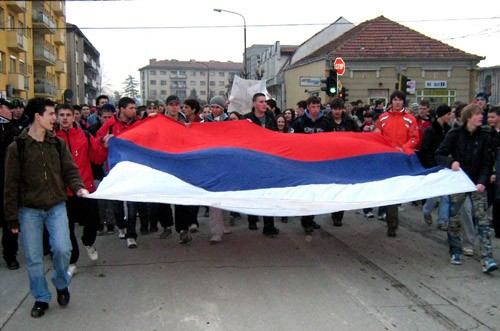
[15,137,25,173]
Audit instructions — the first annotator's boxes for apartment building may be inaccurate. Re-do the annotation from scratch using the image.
[32,0,66,102]
[0,1,31,100]
[0,1,67,102]
[139,59,242,104]
[66,23,101,106]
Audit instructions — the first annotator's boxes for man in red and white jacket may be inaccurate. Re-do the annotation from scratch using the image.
[55,104,107,276]
[95,97,143,249]
[374,90,420,237]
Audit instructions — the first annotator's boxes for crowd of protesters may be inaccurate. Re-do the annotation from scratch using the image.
[0,89,498,318]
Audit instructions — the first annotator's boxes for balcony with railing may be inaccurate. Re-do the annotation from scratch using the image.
[7,31,28,53]
[170,74,187,79]
[32,10,56,34]
[53,1,65,16]
[34,82,56,97]
[6,1,26,13]
[8,73,27,91]
[54,30,65,45]
[55,59,67,74]
[33,45,56,66]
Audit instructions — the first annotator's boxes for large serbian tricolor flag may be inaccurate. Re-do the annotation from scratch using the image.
[89,115,475,216]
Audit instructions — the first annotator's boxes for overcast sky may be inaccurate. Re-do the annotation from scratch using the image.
[66,0,500,93]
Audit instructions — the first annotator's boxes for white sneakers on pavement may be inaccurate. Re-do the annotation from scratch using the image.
[67,264,77,277]
[126,238,137,249]
[118,229,127,239]
[210,234,222,243]
[84,245,98,261]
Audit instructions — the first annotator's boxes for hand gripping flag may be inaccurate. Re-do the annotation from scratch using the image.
[89,116,476,216]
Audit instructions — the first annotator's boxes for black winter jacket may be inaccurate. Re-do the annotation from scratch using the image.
[292,110,333,134]
[243,109,277,131]
[435,125,493,186]
[419,120,450,168]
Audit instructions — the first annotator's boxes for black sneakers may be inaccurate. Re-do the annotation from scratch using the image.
[263,226,279,237]
[56,288,70,307]
[31,301,49,318]
[5,258,20,270]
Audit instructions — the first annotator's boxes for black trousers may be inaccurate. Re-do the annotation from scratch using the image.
[150,204,197,233]
[248,215,275,227]
[1,226,18,261]
[67,196,100,264]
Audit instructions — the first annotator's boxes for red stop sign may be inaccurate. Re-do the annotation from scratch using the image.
[334,58,345,76]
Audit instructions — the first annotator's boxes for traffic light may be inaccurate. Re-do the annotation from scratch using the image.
[326,70,338,97]
[399,75,411,93]
[321,78,329,94]
[338,87,349,102]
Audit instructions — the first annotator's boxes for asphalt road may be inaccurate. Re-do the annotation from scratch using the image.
[1,203,499,331]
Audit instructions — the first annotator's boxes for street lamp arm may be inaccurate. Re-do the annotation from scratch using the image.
[213,9,246,26]
[213,8,247,79]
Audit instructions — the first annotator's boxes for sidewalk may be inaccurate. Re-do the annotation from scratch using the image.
[1,204,499,330]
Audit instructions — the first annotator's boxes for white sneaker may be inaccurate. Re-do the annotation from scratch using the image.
[67,264,77,277]
[210,234,222,243]
[462,247,474,256]
[118,229,126,239]
[84,245,99,261]
[126,238,137,249]
[365,212,374,218]
[189,223,199,233]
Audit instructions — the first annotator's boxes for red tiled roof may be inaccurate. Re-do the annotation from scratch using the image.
[139,60,243,71]
[281,46,298,54]
[296,16,483,65]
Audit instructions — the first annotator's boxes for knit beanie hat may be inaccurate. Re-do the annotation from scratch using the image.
[436,104,451,118]
[210,96,226,109]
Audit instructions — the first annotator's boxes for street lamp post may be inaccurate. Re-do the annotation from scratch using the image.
[213,8,247,79]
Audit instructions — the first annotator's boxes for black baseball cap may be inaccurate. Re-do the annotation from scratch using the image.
[166,95,180,105]
[0,98,13,109]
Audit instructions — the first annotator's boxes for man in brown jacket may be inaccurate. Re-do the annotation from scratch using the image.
[4,98,87,318]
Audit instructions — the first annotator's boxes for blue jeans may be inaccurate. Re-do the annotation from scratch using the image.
[19,202,72,303]
[423,195,452,225]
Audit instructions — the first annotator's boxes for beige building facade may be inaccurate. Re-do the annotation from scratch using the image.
[140,59,242,104]
[0,1,67,103]
[284,16,482,110]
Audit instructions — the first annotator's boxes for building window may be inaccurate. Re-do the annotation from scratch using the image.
[200,71,206,76]
[218,72,225,77]
[190,81,196,86]
[179,70,186,76]
[190,71,196,76]
[416,89,457,109]
[160,90,167,95]
[200,90,206,96]
[160,80,166,85]
[19,60,25,75]
[0,8,4,28]
[0,52,5,73]
[219,81,225,87]
[160,70,166,75]
[150,70,156,75]
[9,56,16,74]
[200,81,206,86]
[150,80,156,85]
[209,81,215,86]
[7,15,14,30]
